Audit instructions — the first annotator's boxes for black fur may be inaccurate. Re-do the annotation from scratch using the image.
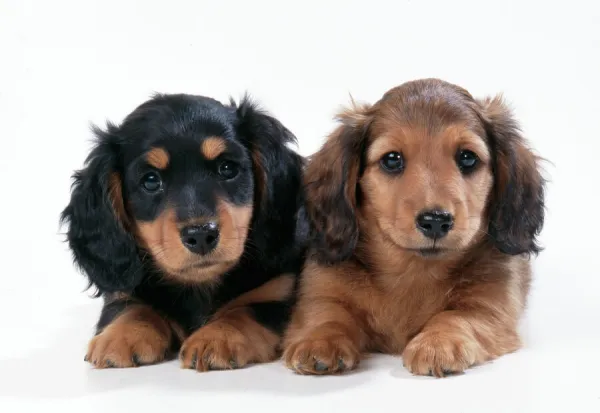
[247,301,293,336]
[61,93,308,349]
[61,131,143,293]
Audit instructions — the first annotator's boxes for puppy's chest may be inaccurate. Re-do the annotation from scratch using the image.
[134,282,217,333]
[365,273,450,353]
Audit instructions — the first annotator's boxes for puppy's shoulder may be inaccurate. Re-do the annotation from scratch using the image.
[299,257,370,298]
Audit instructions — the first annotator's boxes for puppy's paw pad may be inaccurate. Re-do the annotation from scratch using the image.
[85,324,169,369]
[283,335,360,375]
[402,330,481,377]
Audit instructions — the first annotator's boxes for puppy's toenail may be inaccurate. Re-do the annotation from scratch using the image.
[314,361,329,372]
[132,354,141,366]
[190,351,198,369]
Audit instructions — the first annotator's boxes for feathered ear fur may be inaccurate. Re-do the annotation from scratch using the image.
[60,125,143,295]
[230,95,307,266]
[478,95,546,256]
[303,100,373,264]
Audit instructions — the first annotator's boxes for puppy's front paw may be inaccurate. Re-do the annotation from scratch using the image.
[283,331,360,375]
[179,320,277,372]
[402,330,484,377]
[86,323,170,368]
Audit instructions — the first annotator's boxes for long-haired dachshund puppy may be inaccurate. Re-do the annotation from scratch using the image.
[61,93,308,371]
[283,78,545,377]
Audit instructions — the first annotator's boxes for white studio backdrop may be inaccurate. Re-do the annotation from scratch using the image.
[0,1,599,412]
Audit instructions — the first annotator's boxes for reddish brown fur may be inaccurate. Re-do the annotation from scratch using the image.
[217,274,295,313]
[146,147,170,169]
[178,273,294,371]
[201,137,227,160]
[134,199,253,284]
[86,305,172,368]
[108,173,129,228]
[250,148,268,206]
[283,79,544,377]
[180,308,281,372]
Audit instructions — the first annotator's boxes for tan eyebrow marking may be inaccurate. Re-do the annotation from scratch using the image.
[201,137,227,160]
[146,147,169,169]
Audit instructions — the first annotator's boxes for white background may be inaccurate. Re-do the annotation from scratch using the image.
[1,0,599,412]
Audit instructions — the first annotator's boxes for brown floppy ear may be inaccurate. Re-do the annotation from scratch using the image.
[478,95,546,256]
[305,101,373,264]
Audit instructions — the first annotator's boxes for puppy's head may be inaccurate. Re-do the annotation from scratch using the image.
[306,79,545,263]
[62,93,299,292]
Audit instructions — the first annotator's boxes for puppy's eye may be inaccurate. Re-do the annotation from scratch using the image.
[380,152,404,173]
[456,150,479,173]
[218,161,239,180]
[140,172,163,192]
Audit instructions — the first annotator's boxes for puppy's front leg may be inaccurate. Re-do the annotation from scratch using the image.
[402,275,524,377]
[179,274,294,372]
[282,261,368,375]
[86,297,174,368]
[282,298,366,375]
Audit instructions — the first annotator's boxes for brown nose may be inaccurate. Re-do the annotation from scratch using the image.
[416,210,454,239]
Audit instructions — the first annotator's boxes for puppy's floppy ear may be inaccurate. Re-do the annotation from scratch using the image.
[304,101,373,264]
[231,95,306,260]
[477,95,546,256]
[60,124,143,295]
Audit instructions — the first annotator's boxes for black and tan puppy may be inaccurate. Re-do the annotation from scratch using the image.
[283,78,545,377]
[61,93,308,371]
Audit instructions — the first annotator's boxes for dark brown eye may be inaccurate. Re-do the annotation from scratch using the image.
[456,150,479,173]
[380,152,404,173]
[218,161,239,180]
[140,171,162,192]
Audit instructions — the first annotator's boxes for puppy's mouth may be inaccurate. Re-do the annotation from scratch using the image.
[403,247,448,258]
[417,247,446,257]
[183,260,236,271]
[188,261,220,269]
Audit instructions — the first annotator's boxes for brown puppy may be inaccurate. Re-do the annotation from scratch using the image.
[283,78,545,377]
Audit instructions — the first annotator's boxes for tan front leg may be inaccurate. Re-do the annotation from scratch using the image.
[403,273,525,377]
[86,305,172,368]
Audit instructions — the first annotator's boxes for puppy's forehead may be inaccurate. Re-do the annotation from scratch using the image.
[140,135,244,167]
[367,123,490,163]
[367,83,489,162]
[122,94,237,145]
[125,93,234,126]
[373,79,482,135]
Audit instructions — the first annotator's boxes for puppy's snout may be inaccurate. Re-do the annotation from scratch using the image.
[180,222,219,255]
[416,210,454,239]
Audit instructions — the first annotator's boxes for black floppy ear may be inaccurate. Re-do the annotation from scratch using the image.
[230,95,306,261]
[478,95,546,256]
[60,124,143,295]
[303,101,373,264]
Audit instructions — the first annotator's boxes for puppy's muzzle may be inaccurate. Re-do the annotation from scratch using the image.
[416,210,454,239]
[180,222,219,255]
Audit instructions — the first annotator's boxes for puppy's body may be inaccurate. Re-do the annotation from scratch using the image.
[62,94,308,370]
[284,79,544,377]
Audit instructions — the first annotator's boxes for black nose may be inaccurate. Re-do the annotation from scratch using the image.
[180,223,219,255]
[416,210,454,239]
